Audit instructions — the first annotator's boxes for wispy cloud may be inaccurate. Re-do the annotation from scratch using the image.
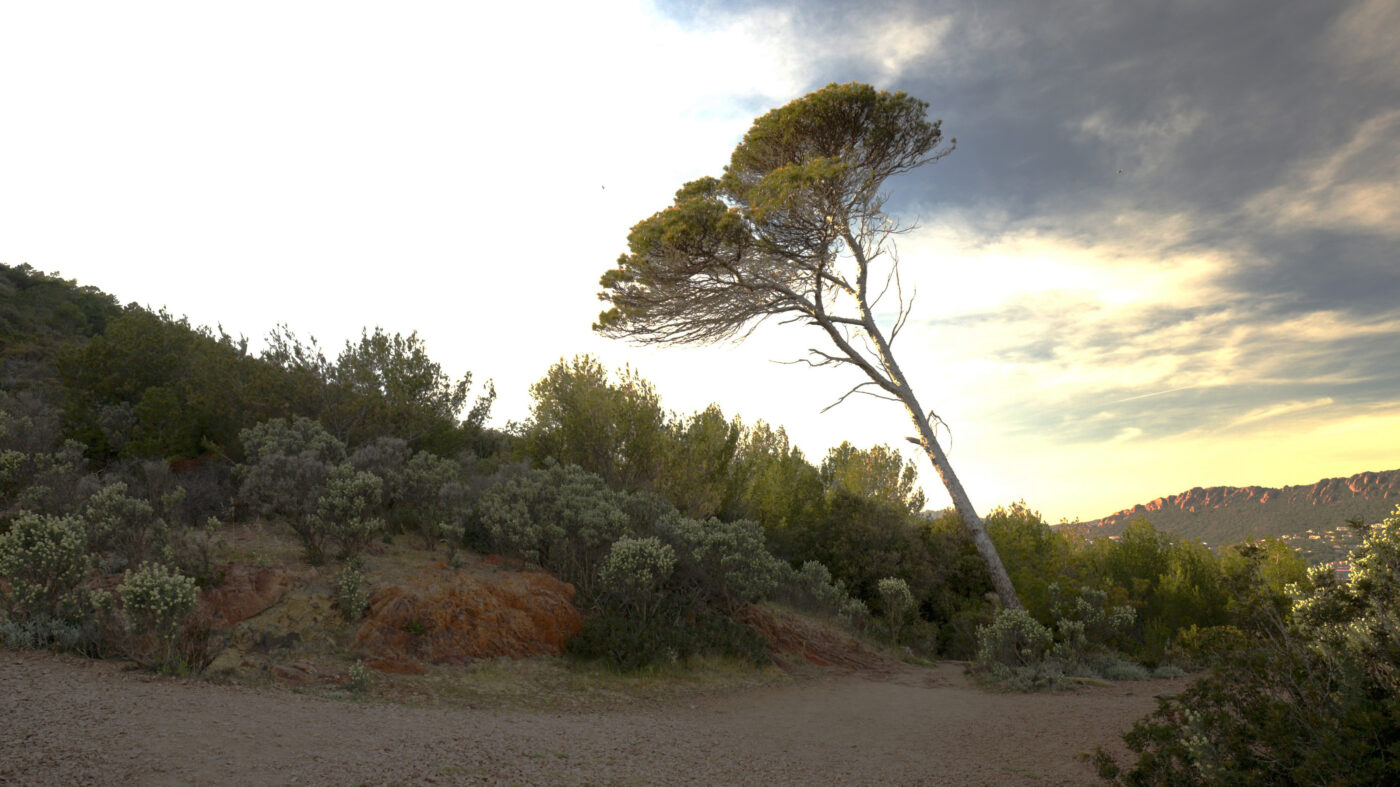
[1106,386,1206,405]
[1245,110,1400,236]
[1228,398,1335,430]
[1073,96,1207,177]
[1321,0,1400,85]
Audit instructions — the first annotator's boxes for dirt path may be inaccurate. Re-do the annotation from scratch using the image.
[0,650,1178,785]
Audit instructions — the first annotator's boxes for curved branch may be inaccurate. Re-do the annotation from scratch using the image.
[819,381,902,413]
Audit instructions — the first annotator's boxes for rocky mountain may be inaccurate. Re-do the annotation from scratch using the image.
[1072,469,1400,548]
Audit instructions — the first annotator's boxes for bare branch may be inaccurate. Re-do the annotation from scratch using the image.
[772,348,858,369]
[927,409,954,452]
[870,255,898,311]
[819,381,902,413]
[891,288,916,344]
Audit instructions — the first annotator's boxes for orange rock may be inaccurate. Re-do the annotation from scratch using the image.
[353,570,582,668]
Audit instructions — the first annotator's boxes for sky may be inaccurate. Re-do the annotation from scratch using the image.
[3,0,1397,522]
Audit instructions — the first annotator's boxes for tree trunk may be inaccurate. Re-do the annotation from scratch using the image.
[847,264,1024,611]
[904,401,1022,609]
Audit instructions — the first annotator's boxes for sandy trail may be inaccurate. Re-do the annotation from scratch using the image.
[0,651,1177,785]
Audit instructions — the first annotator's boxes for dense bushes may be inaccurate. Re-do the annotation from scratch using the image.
[972,584,1145,691]
[3,270,1368,692]
[777,560,870,628]
[475,463,633,596]
[566,608,769,671]
[655,514,785,610]
[1098,506,1400,784]
[475,463,794,669]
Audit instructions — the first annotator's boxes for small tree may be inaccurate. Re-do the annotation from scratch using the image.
[878,576,915,644]
[595,82,1021,608]
[309,464,384,562]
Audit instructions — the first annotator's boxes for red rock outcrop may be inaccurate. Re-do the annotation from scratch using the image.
[353,571,581,670]
[1087,468,1400,531]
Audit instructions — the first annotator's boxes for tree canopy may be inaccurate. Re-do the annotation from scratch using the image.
[596,82,949,351]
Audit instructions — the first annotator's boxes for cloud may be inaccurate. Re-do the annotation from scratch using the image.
[1073,97,1207,177]
[662,0,954,87]
[1228,398,1335,430]
[1321,0,1400,85]
[881,219,1400,449]
[1244,110,1400,236]
[1109,426,1143,443]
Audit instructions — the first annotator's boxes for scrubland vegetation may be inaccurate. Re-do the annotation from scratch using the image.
[3,261,1397,783]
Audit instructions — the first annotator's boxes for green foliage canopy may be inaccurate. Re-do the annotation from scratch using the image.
[595,82,949,344]
[523,356,668,492]
[820,441,925,515]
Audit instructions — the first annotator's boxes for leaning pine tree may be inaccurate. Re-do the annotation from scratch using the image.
[594,82,1022,609]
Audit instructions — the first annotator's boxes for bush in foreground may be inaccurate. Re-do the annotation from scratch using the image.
[1097,505,1400,785]
[118,561,198,672]
[972,585,1143,691]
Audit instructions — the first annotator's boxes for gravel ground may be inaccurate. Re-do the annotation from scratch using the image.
[0,650,1183,785]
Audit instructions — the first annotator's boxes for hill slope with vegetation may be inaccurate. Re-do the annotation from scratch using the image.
[0,261,1305,668]
[5,261,1398,782]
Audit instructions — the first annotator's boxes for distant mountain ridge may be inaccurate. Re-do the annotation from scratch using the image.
[1073,469,1400,546]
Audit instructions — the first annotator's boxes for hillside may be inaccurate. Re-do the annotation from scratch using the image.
[1072,469,1400,553]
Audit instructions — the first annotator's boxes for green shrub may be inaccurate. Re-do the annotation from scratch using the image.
[0,591,112,654]
[1098,660,1150,681]
[0,512,93,623]
[1165,624,1249,670]
[1101,505,1400,784]
[83,481,168,570]
[235,417,346,559]
[169,516,226,587]
[596,536,675,621]
[975,607,1053,670]
[118,561,198,671]
[309,463,384,561]
[877,576,915,644]
[475,464,631,595]
[10,440,89,516]
[972,609,1068,690]
[777,559,871,631]
[789,561,843,607]
[346,659,371,694]
[1047,584,1136,666]
[1,615,86,651]
[348,438,411,508]
[401,451,467,549]
[655,514,785,610]
[239,416,347,465]
[839,595,871,631]
[336,557,371,621]
[974,585,1148,690]
[567,608,769,671]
